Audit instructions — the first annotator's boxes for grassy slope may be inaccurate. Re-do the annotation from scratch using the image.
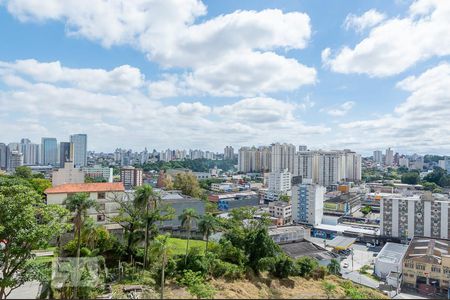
[168,238,206,255]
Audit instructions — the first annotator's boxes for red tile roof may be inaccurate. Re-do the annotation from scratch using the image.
[45,182,125,194]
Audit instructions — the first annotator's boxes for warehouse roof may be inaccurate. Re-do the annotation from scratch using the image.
[376,242,409,265]
[326,236,356,250]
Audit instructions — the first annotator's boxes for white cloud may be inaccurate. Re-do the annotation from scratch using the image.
[0,59,328,151]
[323,0,450,76]
[339,62,450,153]
[343,9,386,32]
[2,1,316,96]
[322,101,355,116]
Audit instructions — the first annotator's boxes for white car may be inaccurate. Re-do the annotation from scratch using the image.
[343,262,349,268]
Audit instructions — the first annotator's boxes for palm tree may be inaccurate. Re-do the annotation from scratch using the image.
[134,185,159,269]
[150,234,172,299]
[327,258,341,275]
[197,214,218,253]
[178,208,199,264]
[64,192,96,299]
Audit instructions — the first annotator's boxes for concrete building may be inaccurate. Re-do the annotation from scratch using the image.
[224,146,234,160]
[268,169,291,194]
[160,191,205,228]
[8,150,23,171]
[238,146,271,173]
[269,226,310,244]
[402,237,450,294]
[385,148,394,166]
[41,137,58,166]
[268,201,292,225]
[120,166,143,190]
[70,134,87,167]
[52,162,85,186]
[373,150,383,164]
[374,242,409,279]
[209,191,260,211]
[20,139,39,166]
[83,165,114,182]
[399,157,409,168]
[291,182,326,226]
[0,143,7,170]
[45,182,125,228]
[381,191,450,240]
[59,142,72,168]
[270,143,296,173]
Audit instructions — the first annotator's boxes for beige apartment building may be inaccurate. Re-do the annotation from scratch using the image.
[402,237,450,294]
[45,182,126,230]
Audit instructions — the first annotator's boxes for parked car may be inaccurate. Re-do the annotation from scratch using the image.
[343,262,349,268]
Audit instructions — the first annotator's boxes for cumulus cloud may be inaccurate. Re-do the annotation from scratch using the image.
[343,9,386,32]
[2,0,316,96]
[339,63,450,153]
[322,101,355,116]
[0,59,328,151]
[323,0,450,77]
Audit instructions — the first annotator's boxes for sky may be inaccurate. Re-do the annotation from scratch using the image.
[0,0,450,155]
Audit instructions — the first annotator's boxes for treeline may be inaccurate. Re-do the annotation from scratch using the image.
[139,158,237,173]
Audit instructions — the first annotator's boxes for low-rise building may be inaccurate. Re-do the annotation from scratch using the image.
[82,165,113,182]
[269,226,310,244]
[268,201,292,225]
[120,166,143,190]
[45,182,125,229]
[374,242,409,279]
[402,237,450,294]
[209,191,260,211]
[52,162,85,186]
[160,191,205,228]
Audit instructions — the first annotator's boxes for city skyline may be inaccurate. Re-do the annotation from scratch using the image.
[1,1,450,154]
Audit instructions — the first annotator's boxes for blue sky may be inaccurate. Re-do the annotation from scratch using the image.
[0,0,449,155]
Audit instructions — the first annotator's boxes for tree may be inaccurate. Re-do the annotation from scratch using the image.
[179,208,199,264]
[150,234,172,299]
[178,270,215,299]
[360,205,372,216]
[173,173,203,198]
[294,257,319,278]
[197,214,219,252]
[401,172,420,185]
[327,259,340,275]
[134,185,159,269]
[14,166,33,179]
[424,167,447,185]
[64,192,96,299]
[322,281,336,299]
[279,194,290,203]
[29,178,52,196]
[244,225,280,272]
[0,185,69,299]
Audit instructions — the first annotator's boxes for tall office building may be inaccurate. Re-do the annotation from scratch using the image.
[120,166,143,190]
[294,151,315,181]
[373,150,383,164]
[70,134,87,167]
[385,148,394,166]
[20,139,39,165]
[238,146,271,173]
[342,150,362,182]
[291,182,326,226]
[60,142,73,167]
[224,146,234,160]
[298,145,307,151]
[268,169,292,193]
[270,143,295,173]
[41,138,58,166]
[0,143,7,170]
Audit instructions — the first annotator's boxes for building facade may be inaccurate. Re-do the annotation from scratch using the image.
[268,201,292,225]
[59,142,73,168]
[381,192,450,239]
[41,137,58,166]
[52,162,85,186]
[83,165,114,182]
[120,166,143,190]
[70,134,87,167]
[291,182,326,226]
[224,146,234,160]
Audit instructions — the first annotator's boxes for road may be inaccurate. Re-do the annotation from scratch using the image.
[341,270,379,289]
[7,281,40,299]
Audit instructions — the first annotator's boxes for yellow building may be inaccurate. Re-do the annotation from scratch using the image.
[402,237,450,294]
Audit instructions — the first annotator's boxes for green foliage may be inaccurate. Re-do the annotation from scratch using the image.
[14,166,33,179]
[322,281,336,299]
[401,172,420,184]
[244,225,280,272]
[178,270,215,299]
[85,176,107,183]
[293,257,319,278]
[312,265,328,280]
[423,167,448,186]
[327,259,341,275]
[199,178,226,190]
[424,155,445,163]
[198,213,220,251]
[173,173,203,198]
[208,257,245,280]
[258,255,294,279]
[0,185,69,298]
[29,178,52,196]
[141,158,237,173]
[360,205,372,216]
[217,240,248,267]
[279,194,290,203]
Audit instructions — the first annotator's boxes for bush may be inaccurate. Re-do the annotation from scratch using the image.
[178,270,215,299]
[258,255,294,279]
[312,266,328,280]
[209,258,244,280]
[293,257,319,278]
[176,247,209,276]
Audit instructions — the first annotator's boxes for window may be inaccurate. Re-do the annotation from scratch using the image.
[405,261,414,269]
[432,265,441,273]
[416,264,425,271]
[97,214,105,222]
[444,267,450,274]
[98,192,106,199]
[98,203,106,210]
